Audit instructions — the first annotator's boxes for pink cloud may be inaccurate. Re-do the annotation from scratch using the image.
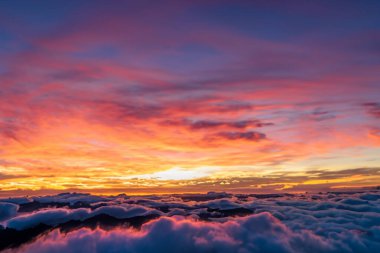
[8,213,335,253]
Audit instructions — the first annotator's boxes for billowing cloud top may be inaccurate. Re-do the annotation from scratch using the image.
[0,191,380,252]
[0,0,380,194]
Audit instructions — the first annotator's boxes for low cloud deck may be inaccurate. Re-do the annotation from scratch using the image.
[1,190,379,252]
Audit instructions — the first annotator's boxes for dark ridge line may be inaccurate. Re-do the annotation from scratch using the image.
[0,213,160,251]
[0,223,52,252]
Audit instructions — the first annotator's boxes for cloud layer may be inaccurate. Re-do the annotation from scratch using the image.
[1,190,379,252]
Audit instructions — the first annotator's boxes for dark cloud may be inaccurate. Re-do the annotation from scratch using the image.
[190,120,272,130]
[50,68,101,82]
[163,119,273,130]
[363,103,380,118]
[0,172,28,181]
[307,167,380,180]
[211,101,253,113]
[215,131,267,141]
[0,120,23,143]
[309,109,336,121]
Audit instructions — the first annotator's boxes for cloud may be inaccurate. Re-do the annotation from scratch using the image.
[363,103,380,118]
[1,191,379,252]
[162,119,273,132]
[33,192,110,205]
[0,172,25,181]
[6,213,338,253]
[188,120,273,130]
[0,198,31,206]
[0,202,18,221]
[5,208,90,231]
[91,205,161,219]
[306,167,380,180]
[5,205,161,231]
[214,131,267,141]
[198,198,242,210]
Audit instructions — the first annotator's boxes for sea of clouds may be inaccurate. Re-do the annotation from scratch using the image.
[0,191,379,253]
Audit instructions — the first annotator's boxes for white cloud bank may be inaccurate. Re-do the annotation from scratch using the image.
[1,191,379,253]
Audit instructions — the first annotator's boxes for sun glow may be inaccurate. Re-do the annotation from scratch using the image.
[127,166,215,181]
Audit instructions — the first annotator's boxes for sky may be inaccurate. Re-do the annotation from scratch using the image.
[0,0,380,196]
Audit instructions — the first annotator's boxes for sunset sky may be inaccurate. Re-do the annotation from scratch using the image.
[0,0,380,196]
